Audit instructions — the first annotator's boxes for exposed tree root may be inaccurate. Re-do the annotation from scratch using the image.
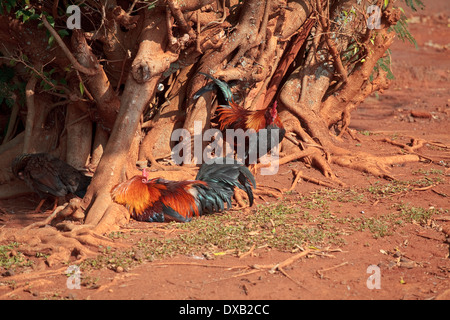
[0,198,130,267]
[289,169,337,191]
[254,186,285,200]
[234,189,250,208]
[331,154,413,180]
[381,137,434,162]
[0,266,69,299]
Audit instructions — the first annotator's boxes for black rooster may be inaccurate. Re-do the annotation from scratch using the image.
[11,153,92,212]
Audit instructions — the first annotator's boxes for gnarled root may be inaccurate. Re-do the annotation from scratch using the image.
[0,198,131,267]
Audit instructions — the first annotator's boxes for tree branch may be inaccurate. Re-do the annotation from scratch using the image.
[315,0,348,83]
[166,0,196,39]
[41,15,98,76]
[23,68,39,153]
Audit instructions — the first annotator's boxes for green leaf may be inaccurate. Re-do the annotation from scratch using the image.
[79,82,85,96]
[57,29,69,38]
[404,0,424,12]
[45,14,55,27]
[48,35,55,46]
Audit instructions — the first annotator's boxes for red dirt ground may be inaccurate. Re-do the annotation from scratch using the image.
[0,1,449,302]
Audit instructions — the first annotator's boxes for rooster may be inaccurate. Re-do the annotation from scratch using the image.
[11,153,92,212]
[195,72,285,162]
[111,159,255,223]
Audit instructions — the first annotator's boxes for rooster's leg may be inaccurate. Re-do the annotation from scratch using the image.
[52,198,58,211]
[33,199,46,213]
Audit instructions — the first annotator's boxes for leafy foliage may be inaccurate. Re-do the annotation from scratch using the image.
[0,0,17,15]
[403,0,424,11]
[0,65,26,108]
[372,49,394,81]
[390,11,418,48]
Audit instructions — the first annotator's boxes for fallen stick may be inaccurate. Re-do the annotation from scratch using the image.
[416,233,444,242]
[277,266,303,287]
[431,189,448,197]
[288,169,303,192]
[233,249,313,279]
[150,262,247,270]
[316,261,349,277]
[252,249,312,272]
[434,216,450,221]
[294,172,336,189]
[239,243,256,259]
[412,185,435,191]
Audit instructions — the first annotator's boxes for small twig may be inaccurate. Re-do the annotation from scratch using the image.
[60,113,91,139]
[254,148,317,171]
[200,0,227,32]
[75,70,94,101]
[434,216,450,221]
[150,262,247,269]
[412,185,435,191]
[277,266,303,287]
[234,249,313,279]
[315,0,347,83]
[431,189,448,197]
[275,249,312,269]
[127,0,138,14]
[283,133,300,146]
[23,69,39,153]
[166,0,196,39]
[288,169,303,192]
[1,54,69,95]
[239,244,256,259]
[41,15,98,76]
[316,261,349,277]
[295,171,336,188]
[416,233,444,242]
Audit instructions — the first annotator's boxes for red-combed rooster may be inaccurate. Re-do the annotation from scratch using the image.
[111,159,255,223]
[195,72,285,162]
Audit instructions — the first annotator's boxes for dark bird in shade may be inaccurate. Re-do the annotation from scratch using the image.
[195,72,285,162]
[111,158,255,223]
[11,153,92,212]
